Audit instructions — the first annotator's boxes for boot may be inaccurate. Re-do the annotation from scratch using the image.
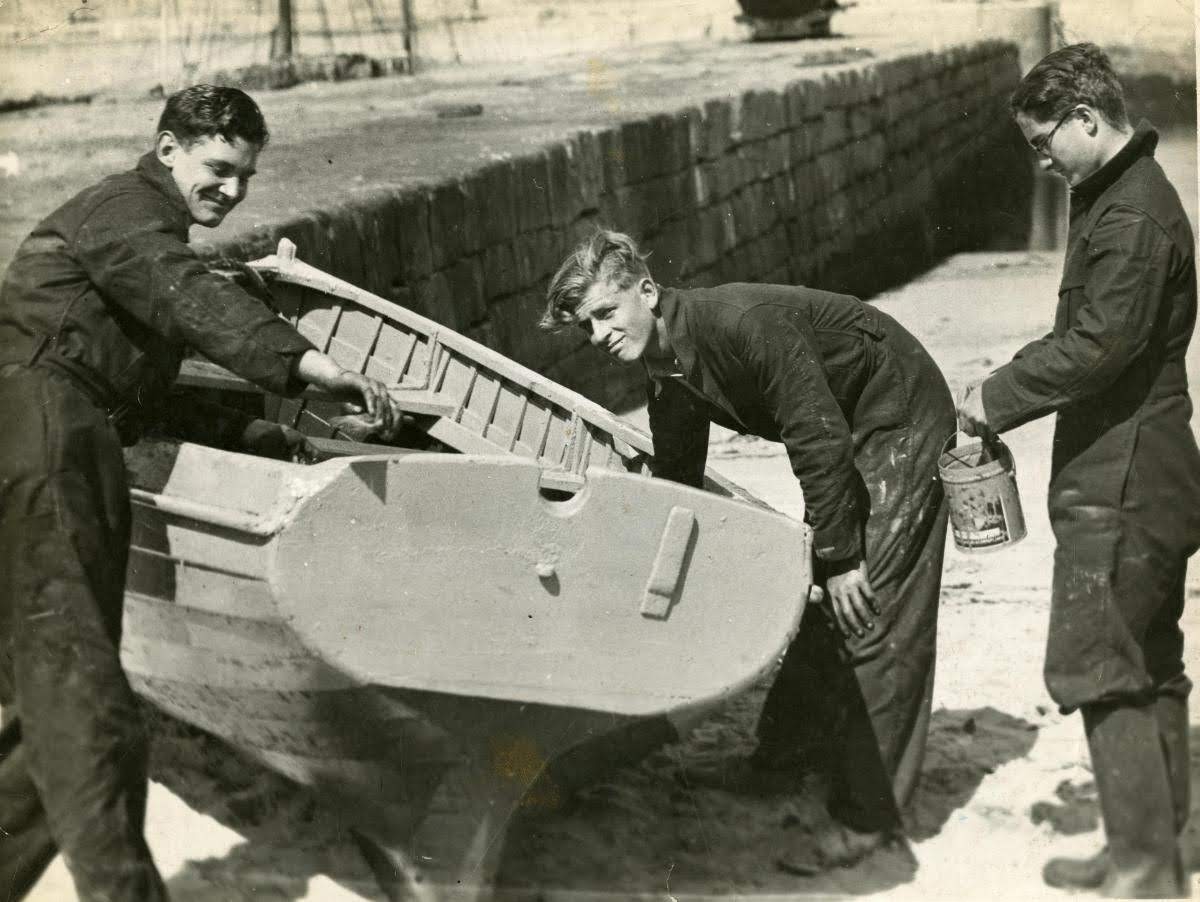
[1044,694,1193,895]
[1083,702,1185,898]
[1154,693,1190,837]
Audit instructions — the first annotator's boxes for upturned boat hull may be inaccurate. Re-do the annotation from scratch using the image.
[123,443,811,896]
[124,241,813,896]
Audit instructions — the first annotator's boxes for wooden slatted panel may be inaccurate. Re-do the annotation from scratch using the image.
[240,247,771,508]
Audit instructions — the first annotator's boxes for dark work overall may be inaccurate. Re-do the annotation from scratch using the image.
[0,151,313,900]
[982,123,1200,891]
[647,283,955,833]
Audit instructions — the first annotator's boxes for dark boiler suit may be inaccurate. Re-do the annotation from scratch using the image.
[981,123,1200,885]
[647,284,955,832]
[0,152,315,900]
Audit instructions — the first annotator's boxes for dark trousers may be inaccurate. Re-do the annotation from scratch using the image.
[0,367,167,901]
[756,320,953,833]
[756,496,947,832]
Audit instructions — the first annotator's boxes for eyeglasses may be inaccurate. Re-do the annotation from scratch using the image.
[1029,107,1080,156]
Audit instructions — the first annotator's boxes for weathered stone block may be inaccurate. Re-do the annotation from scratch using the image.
[770,173,794,216]
[819,110,848,152]
[613,184,650,235]
[545,143,572,227]
[816,152,848,195]
[597,126,629,192]
[394,188,433,283]
[429,180,467,268]
[740,88,785,142]
[783,81,810,129]
[690,165,710,208]
[648,112,687,177]
[414,270,459,330]
[715,199,738,252]
[648,224,694,284]
[572,129,605,208]
[679,106,705,165]
[619,119,655,185]
[329,203,367,289]
[513,153,552,233]
[850,106,872,140]
[472,160,517,249]
[444,255,486,325]
[701,98,735,159]
[482,241,518,299]
[688,206,725,268]
[513,231,539,286]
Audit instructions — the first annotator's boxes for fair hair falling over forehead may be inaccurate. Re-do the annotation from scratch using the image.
[541,230,652,330]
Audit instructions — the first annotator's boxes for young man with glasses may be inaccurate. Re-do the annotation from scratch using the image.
[957,43,1199,896]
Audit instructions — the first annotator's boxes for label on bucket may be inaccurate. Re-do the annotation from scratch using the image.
[952,494,1010,549]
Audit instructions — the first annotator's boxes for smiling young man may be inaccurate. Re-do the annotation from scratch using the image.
[0,85,398,900]
[956,44,1199,896]
[543,230,956,868]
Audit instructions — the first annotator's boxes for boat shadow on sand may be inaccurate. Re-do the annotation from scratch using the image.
[150,700,1043,899]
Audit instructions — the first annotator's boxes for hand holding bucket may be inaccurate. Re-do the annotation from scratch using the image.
[939,431,1027,553]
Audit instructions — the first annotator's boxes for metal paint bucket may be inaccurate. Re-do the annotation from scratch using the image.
[939,434,1027,553]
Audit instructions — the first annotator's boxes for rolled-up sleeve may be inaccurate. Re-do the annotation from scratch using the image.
[736,308,862,562]
[73,194,315,396]
[983,206,1171,432]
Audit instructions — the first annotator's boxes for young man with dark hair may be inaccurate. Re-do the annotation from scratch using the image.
[0,84,399,900]
[543,230,956,866]
[957,43,1199,896]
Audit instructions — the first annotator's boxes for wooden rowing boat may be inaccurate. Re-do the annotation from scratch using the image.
[122,241,812,898]
[178,238,757,501]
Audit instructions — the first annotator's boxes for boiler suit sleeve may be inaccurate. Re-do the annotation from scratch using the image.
[72,194,316,396]
[735,307,863,564]
[982,206,1172,432]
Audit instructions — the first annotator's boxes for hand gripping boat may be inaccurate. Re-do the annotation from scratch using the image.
[122,241,812,899]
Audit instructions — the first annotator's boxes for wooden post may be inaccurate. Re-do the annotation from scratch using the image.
[275,0,294,60]
[401,0,418,74]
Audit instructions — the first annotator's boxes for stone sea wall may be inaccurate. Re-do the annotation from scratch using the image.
[205,40,1032,411]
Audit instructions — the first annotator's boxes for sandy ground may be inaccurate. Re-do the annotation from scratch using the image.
[27,175,1200,901]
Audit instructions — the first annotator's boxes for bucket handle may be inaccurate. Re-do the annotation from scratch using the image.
[942,430,1004,467]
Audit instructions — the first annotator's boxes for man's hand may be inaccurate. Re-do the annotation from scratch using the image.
[240,420,316,462]
[293,351,399,437]
[825,562,878,639]
[955,380,989,438]
[323,370,398,437]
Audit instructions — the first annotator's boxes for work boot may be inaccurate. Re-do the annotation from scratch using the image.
[1154,693,1191,836]
[1075,702,1187,898]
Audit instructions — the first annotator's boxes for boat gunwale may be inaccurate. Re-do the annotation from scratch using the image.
[248,245,767,507]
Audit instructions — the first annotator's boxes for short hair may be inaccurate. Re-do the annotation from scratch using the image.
[540,230,651,330]
[156,84,270,148]
[1010,42,1128,129]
